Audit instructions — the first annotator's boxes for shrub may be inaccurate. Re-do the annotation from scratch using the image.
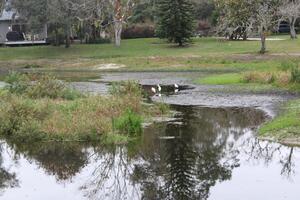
[122,24,155,39]
[113,109,143,137]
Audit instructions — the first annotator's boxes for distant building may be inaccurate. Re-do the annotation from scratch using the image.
[0,0,47,45]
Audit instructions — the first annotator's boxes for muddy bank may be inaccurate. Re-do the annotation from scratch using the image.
[69,72,295,118]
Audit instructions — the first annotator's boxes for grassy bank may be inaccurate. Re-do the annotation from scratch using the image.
[196,59,300,91]
[195,61,300,143]
[259,100,300,143]
[0,73,168,143]
[1,36,300,72]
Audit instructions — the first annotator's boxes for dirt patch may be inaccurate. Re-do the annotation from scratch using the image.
[94,63,126,70]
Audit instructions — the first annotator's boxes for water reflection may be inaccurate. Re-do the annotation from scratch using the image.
[4,141,89,181]
[0,143,18,195]
[0,106,299,200]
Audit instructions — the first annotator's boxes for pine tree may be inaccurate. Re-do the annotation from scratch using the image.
[156,0,195,46]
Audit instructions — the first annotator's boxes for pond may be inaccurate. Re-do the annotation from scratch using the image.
[0,71,299,200]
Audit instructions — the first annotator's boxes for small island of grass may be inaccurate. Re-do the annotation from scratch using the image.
[0,72,168,144]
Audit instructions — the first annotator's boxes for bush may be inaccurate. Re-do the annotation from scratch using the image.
[122,24,155,39]
[113,109,143,137]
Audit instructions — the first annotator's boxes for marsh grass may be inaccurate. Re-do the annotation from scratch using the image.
[5,71,82,100]
[0,74,167,143]
[113,109,143,137]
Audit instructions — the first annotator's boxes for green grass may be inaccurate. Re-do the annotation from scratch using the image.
[196,73,242,85]
[259,100,300,140]
[0,36,298,60]
[1,36,300,72]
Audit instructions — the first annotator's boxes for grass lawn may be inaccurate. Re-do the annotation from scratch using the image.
[1,36,300,72]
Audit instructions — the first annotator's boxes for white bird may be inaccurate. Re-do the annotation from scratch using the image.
[151,87,156,93]
[157,84,162,92]
[174,83,179,89]
[174,89,179,93]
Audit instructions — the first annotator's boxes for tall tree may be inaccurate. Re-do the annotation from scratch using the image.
[279,0,300,39]
[252,0,281,54]
[215,0,281,53]
[214,0,256,40]
[110,0,135,47]
[156,0,195,46]
[12,0,48,35]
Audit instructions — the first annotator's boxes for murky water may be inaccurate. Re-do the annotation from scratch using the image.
[0,71,300,200]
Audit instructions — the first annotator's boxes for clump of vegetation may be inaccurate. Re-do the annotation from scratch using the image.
[113,109,143,137]
[242,71,275,84]
[0,73,168,143]
[5,72,82,100]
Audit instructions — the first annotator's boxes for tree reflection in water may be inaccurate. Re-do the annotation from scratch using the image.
[4,141,89,181]
[243,138,297,178]
[0,106,298,200]
[82,106,279,200]
[0,142,19,196]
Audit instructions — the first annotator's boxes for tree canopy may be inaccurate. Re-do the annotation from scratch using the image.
[156,0,195,46]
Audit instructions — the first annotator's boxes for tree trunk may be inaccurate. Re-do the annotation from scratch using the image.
[55,26,59,46]
[242,29,247,41]
[65,31,70,48]
[114,0,122,47]
[114,20,122,47]
[290,18,297,39]
[65,23,71,48]
[260,31,266,54]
